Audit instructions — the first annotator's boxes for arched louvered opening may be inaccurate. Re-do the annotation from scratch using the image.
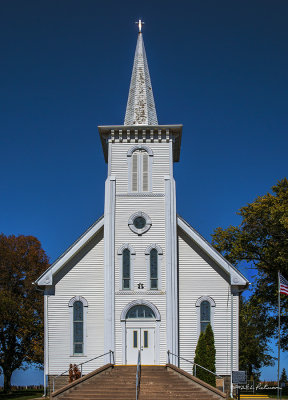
[131,149,149,192]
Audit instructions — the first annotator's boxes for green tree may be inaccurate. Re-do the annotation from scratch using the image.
[212,178,288,349]
[194,324,216,387]
[239,296,274,379]
[280,368,287,384]
[0,234,49,393]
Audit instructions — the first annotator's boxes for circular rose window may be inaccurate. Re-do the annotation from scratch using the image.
[128,211,152,235]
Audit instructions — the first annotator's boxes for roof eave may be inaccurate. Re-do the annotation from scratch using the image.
[35,216,104,286]
[98,124,183,163]
[177,215,249,289]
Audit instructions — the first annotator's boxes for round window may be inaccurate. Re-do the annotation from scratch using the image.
[128,211,152,235]
[133,216,146,229]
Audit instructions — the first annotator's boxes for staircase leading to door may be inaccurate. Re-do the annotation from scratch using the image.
[52,364,226,400]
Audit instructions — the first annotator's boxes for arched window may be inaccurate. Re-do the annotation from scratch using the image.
[127,145,153,193]
[73,301,84,354]
[150,248,158,290]
[69,296,88,356]
[126,305,156,319]
[132,150,149,192]
[145,244,163,291]
[118,244,135,291]
[196,296,215,337]
[122,248,131,290]
[200,300,211,333]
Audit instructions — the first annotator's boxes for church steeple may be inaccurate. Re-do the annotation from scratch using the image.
[124,21,158,126]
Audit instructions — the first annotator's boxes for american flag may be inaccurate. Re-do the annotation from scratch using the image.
[279,273,288,295]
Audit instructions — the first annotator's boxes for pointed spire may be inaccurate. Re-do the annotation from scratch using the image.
[124,22,158,126]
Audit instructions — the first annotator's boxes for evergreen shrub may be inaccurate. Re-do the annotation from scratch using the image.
[194,324,216,387]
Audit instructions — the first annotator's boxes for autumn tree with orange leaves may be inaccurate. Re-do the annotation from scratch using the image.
[0,234,49,393]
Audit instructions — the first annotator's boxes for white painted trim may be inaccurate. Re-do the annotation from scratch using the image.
[128,211,152,235]
[69,296,88,357]
[36,217,104,285]
[195,295,216,307]
[127,144,154,157]
[117,243,136,255]
[165,176,178,365]
[120,300,161,365]
[144,243,163,255]
[177,216,249,286]
[44,294,48,394]
[165,176,172,358]
[127,145,153,193]
[118,244,136,291]
[171,178,178,363]
[230,288,234,398]
[68,295,88,307]
[233,291,239,371]
[145,244,163,291]
[104,176,116,361]
[108,141,112,177]
[120,299,161,321]
[195,295,216,339]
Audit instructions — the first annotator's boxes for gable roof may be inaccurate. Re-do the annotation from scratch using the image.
[177,215,249,288]
[35,214,249,288]
[35,216,104,286]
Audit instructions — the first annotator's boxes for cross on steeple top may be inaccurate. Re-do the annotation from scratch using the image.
[136,19,144,33]
[124,20,158,125]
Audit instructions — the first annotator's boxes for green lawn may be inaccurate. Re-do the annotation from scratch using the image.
[0,391,46,400]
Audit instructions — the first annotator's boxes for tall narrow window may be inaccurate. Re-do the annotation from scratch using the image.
[150,248,158,290]
[200,300,210,333]
[142,152,149,191]
[132,152,138,192]
[123,248,131,289]
[131,149,149,192]
[73,301,84,354]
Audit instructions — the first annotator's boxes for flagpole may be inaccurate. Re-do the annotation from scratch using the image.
[277,271,281,400]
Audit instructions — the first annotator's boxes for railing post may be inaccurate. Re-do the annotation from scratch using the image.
[53,378,55,393]
[109,350,111,364]
[222,379,224,393]
[80,364,83,378]
[195,364,197,377]
[167,350,170,364]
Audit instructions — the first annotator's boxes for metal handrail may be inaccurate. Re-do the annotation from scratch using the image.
[136,350,141,400]
[52,350,114,392]
[167,350,225,393]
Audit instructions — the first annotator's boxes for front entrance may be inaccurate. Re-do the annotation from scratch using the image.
[126,327,155,364]
[122,302,160,365]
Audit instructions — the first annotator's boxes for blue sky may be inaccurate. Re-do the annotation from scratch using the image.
[0,0,287,386]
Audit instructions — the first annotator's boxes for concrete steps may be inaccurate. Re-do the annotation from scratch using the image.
[52,364,226,400]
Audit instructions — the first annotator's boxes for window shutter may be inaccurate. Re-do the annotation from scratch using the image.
[132,153,138,192]
[142,153,149,192]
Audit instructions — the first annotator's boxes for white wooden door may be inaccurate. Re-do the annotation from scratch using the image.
[126,328,155,364]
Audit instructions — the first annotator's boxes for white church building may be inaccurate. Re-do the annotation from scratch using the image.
[36,22,249,393]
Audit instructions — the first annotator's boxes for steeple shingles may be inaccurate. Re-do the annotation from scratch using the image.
[124,31,158,126]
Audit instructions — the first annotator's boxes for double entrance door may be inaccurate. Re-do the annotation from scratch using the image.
[126,327,155,365]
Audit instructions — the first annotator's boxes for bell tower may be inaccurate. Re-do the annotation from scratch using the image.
[98,22,182,365]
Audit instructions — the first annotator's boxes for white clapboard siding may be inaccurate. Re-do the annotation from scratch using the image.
[114,194,167,364]
[115,293,167,365]
[47,228,105,375]
[178,227,236,376]
[112,140,170,365]
[111,142,171,193]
